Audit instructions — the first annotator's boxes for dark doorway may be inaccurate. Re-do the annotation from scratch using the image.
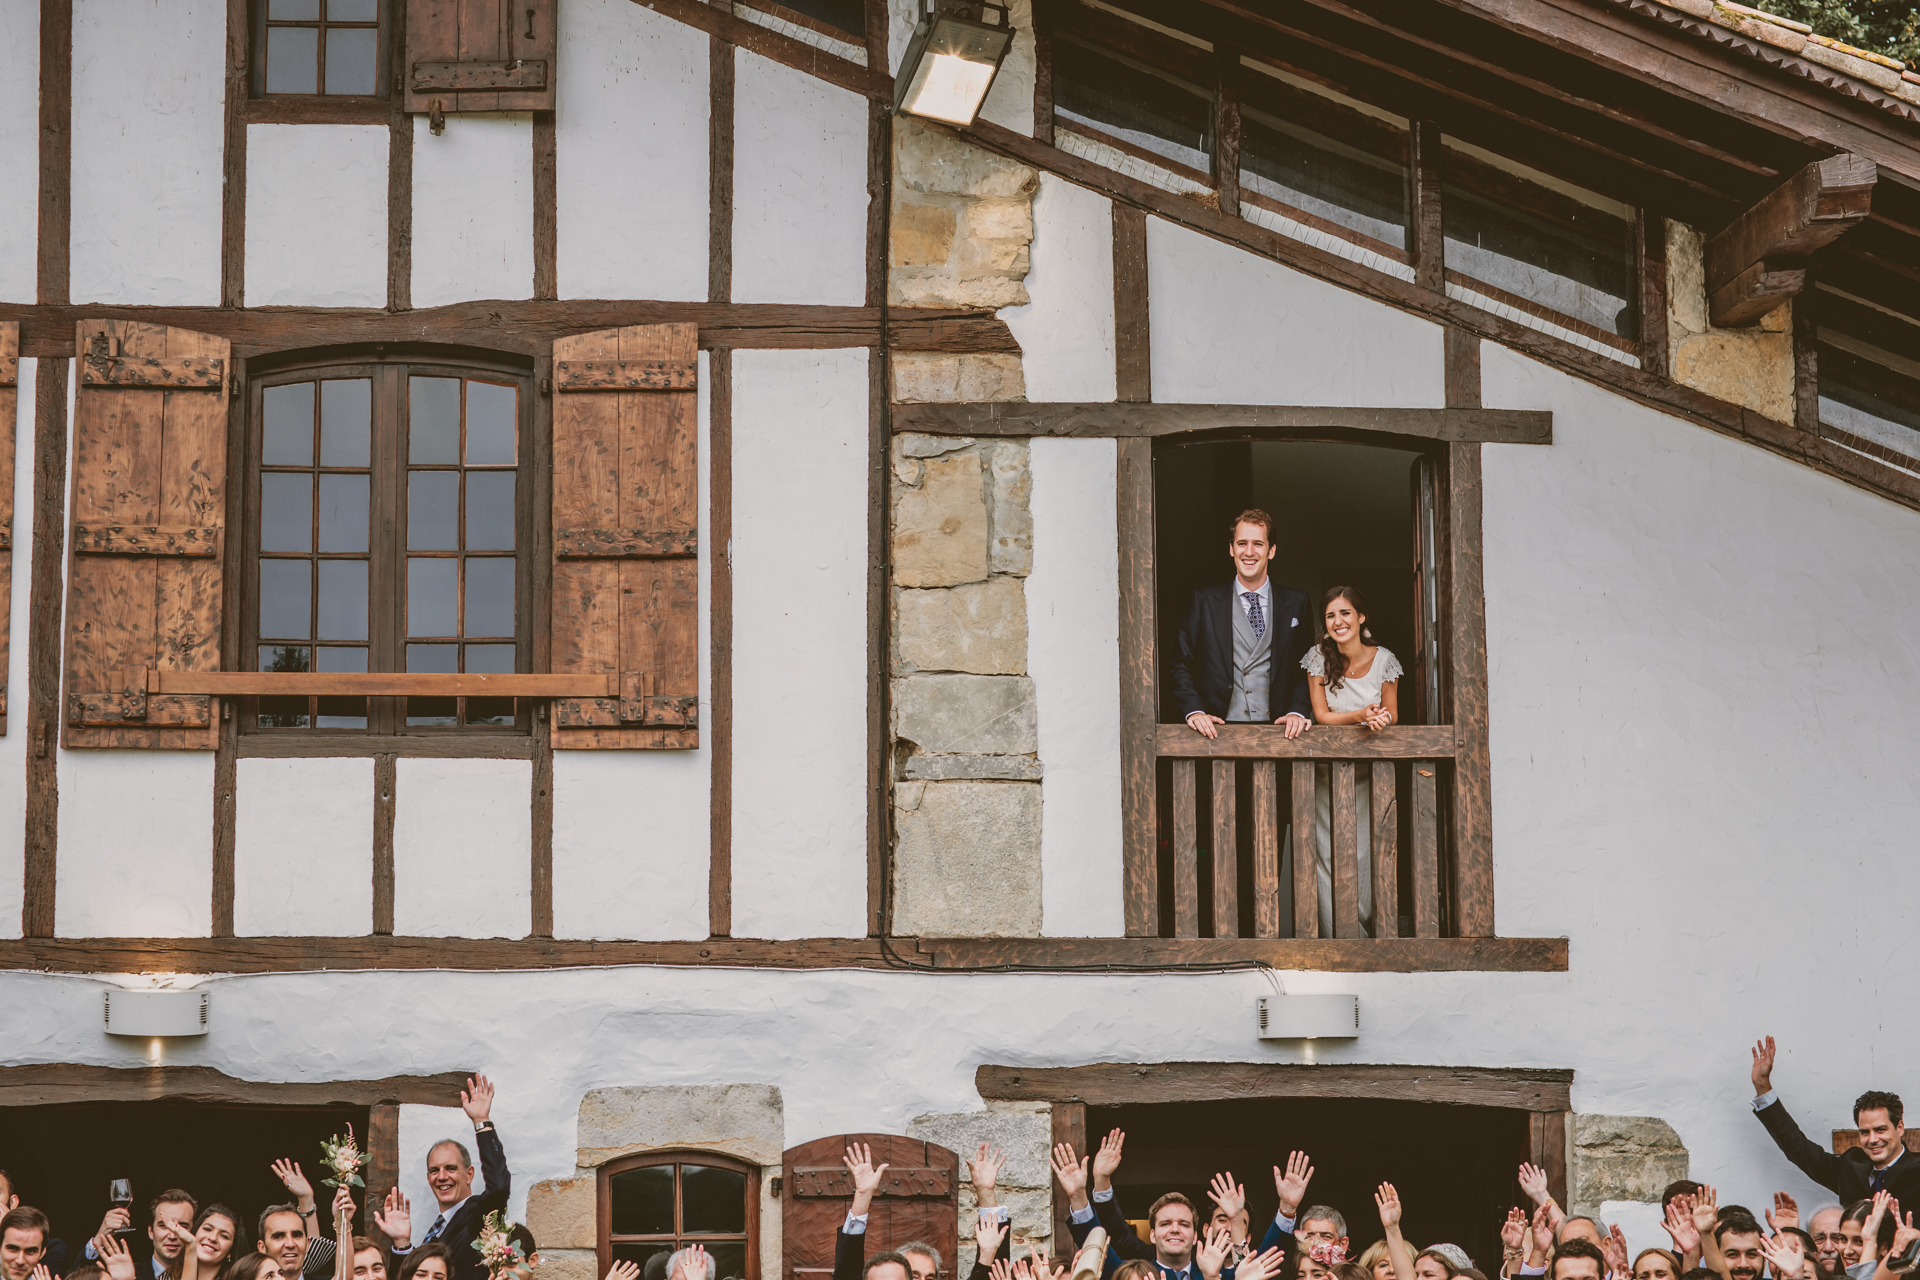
[2,1102,368,1264]
[1088,1097,1530,1273]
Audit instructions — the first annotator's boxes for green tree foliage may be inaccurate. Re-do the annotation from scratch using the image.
[1753,0,1920,65]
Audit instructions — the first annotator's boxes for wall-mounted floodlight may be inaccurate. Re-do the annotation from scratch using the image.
[894,1,1016,127]
[1256,994,1359,1040]
[104,989,209,1037]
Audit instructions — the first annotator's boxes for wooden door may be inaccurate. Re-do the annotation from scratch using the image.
[782,1134,959,1280]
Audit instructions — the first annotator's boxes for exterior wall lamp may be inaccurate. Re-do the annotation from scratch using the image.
[893,0,1016,127]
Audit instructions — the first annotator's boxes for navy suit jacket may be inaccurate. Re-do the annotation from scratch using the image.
[396,1127,511,1280]
[1170,581,1314,724]
[1067,1193,1282,1280]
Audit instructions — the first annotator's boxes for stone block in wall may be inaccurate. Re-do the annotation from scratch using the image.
[908,1102,1055,1188]
[892,353,1027,404]
[899,433,976,459]
[892,116,1039,310]
[892,781,1043,936]
[897,577,1029,674]
[1568,1114,1689,1217]
[534,1250,597,1280]
[985,440,1032,576]
[526,1177,596,1250]
[901,753,1042,781]
[577,1083,784,1168]
[896,116,1038,201]
[893,674,1038,754]
[894,453,990,587]
[894,199,959,266]
[1665,219,1795,423]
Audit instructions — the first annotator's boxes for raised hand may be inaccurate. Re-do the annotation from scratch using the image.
[332,1185,356,1227]
[1663,1198,1699,1255]
[1027,1248,1065,1280]
[1752,1037,1777,1096]
[1769,1192,1801,1234]
[1209,1173,1248,1221]
[989,1260,1015,1280]
[1603,1224,1630,1279]
[1050,1143,1090,1203]
[1691,1186,1719,1238]
[975,1214,1007,1264]
[1502,1208,1527,1255]
[1376,1183,1404,1231]
[98,1231,137,1280]
[461,1075,495,1125]
[1236,1248,1287,1280]
[1092,1130,1126,1189]
[1529,1204,1556,1262]
[273,1159,316,1202]
[374,1188,413,1249]
[605,1262,642,1280]
[844,1143,889,1217]
[32,1266,52,1280]
[1761,1234,1805,1280]
[672,1244,709,1280]
[1275,1151,1315,1219]
[970,1145,1008,1210]
[96,1208,131,1239]
[1518,1164,1552,1207]
[1889,1212,1920,1272]
[1196,1225,1232,1280]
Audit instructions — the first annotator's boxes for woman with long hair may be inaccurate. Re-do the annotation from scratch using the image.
[159,1206,248,1280]
[1298,585,1402,935]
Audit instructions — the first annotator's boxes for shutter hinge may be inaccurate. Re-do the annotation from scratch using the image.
[769,1176,783,1199]
[429,97,447,135]
[540,377,552,396]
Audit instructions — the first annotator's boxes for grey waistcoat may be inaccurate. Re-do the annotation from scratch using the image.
[1227,591,1273,722]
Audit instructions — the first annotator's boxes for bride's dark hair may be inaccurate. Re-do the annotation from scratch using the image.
[1317,585,1374,693]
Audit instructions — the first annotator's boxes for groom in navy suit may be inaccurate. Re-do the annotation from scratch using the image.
[1170,508,1314,739]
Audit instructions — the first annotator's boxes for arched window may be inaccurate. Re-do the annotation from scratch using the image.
[597,1152,759,1280]
[245,351,532,737]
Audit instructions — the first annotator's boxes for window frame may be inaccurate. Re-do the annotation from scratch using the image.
[596,1151,761,1280]
[239,349,537,744]
[250,0,391,102]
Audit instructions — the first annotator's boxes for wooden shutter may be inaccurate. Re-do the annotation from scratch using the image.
[550,324,699,750]
[783,1135,960,1280]
[0,323,16,735]
[62,321,229,749]
[405,0,557,116]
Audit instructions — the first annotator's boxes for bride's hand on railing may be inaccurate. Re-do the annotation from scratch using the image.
[1362,704,1394,731]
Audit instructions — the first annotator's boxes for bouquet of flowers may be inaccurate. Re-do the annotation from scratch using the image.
[319,1124,366,1189]
[473,1211,529,1280]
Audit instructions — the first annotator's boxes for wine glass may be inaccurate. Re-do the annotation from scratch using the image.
[109,1179,133,1235]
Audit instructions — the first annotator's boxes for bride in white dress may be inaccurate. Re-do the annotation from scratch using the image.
[1299,586,1401,937]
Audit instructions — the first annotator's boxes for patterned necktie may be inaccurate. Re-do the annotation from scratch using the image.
[1244,591,1265,639]
[424,1215,447,1244]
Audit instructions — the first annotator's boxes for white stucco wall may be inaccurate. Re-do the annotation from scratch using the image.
[0,0,37,302]
[55,753,215,937]
[70,0,224,305]
[0,358,36,937]
[731,52,867,306]
[1147,217,1445,407]
[557,0,709,302]
[551,353,714,941]
[245,125,389,307]
[1028,437,1123,937]
[729,348,870,938]
[234,757,375,937]
[393,758,533,938]
[1002,175,1117,403]
[412,113,535,308]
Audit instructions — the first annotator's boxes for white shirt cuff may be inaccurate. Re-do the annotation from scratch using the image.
[1093,1188,1114,1203]
[980,1207,1011,1224]
[1519,1268,1547,1276]
[1752,1091,1778,1111]
[845,1213,868,1234]
[1274,1213,1296,1233]
[1071,1206,1095,1225]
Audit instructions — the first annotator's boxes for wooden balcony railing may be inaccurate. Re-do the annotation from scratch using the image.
[1155,723,1462,940]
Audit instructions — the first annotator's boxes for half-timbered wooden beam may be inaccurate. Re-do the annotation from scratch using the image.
[976,1061,1574,1108]
[893,401,1553,443]
[1706,153,1877,326]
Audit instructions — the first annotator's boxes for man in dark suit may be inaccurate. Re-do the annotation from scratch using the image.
[384,1077,510,1280]
[1169,510,1314,742]
[1750,1036,1920,1206]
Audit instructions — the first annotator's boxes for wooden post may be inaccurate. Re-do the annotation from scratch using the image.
[1638,211,1670,379]
[365,1102,402,1240]
[1051,1102,1087,1249]
[1251,760,1279,938]
[1447,443,1494,936]
[1410,121,1444,293]
[1370,762,1399,938]
[1211,758,1237,937]
[1290,760,1318,939]
[373,754,397,935]
[1118,436,1158,937]
[1529,1110,1569,1209]
[1330,761,1359,938]
[1172,759,1198,938]
[1213,49,1240,219]
[710,348,734,937]
[1114,204,1152,402]
[1411,761,1440,938]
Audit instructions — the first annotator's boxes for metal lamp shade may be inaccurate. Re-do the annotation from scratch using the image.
[896,10,1015,126]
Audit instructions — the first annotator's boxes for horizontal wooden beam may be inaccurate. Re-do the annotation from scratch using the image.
[0,1063,471,1107]
[1706,154,1876,325]
[1155,723,1458,758]
[632,0,888,102]
[893,401,1552,444]
[0,301,1019,360]
[937,118,1920,517]
[0,934,1567,974]
[975,1060,1574,1110]
[151,671,616,697]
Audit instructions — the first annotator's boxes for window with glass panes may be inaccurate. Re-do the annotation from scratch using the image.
[600,1155,756,1280]
[255,0,384,97]
[248,359,529,735]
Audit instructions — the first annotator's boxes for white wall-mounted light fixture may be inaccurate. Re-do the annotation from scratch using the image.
[1257,994,1359,1040]
[104,989,209,1038]
[894,1,1016,127]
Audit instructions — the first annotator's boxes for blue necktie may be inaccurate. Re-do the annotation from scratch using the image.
[424,1215,447,1244]
[1244,592,1265,639]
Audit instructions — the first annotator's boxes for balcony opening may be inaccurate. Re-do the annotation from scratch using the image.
[1150,437,1452,941]
[1089,1096,1532,1271]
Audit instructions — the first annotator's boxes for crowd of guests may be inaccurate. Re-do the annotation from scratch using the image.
[6,1041,1919,1280]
